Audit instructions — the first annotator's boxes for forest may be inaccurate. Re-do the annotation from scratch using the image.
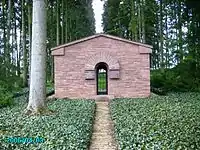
[0,0,95,108]
[1,0,200,104]
[103,0,200,93]
[1,0,200,149]
[0,0,199,107]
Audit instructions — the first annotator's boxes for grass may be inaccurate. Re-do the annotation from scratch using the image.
[110,93,200,149]
[0,95,95,149]
[98,73,106,92]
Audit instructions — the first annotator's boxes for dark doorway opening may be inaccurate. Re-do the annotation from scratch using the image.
[96,62,108,95]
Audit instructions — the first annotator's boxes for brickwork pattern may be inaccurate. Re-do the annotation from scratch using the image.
[53,36,151,99]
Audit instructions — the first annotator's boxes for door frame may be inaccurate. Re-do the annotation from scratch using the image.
[95,62,108,95]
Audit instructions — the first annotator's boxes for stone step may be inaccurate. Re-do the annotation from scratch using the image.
[93,124,110,128]
[95,111,109,114]
[90,141,116,146]
[96,110,109,113]
[90,146,117,150]
[90,143,116,148]
[91,132,113,138]
[90,143,117,148]
[95,113,110,116]
[95,99,110,102]
[96,102,109,105]
[91,132,113,135]
[95,98,110,102]
[93,122,109,125]
[91,139,114,144]
[93,125,111,130]
[96,106,109,109]
[93,129,111,133]
[90,144,117,149]
[95,113,109,116]
[93,117,110,120]
[92,133,112,136]
[94,95,114,101]
[93,122,110,125]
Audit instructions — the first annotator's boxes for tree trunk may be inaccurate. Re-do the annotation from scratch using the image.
[165,11,169,68]
[14,10,18,76]
[22,0,28,87]
[129,0,138,41]
[54,0,60,83]
[56,0,60,45]
[69,11,72,42]
[65,1,68,43]
[28,1,32,80]
[2,1,6,74]
[11,1,14,69]
[18,14,23,77]
[5,0,12,77]
[134,0,138,41]
[178,0,183,62]
[11,25,15,71]
[61,0,64,44]
[159,0,164,70]
[48,1,54,83]
[141,0,145,43]
[26,0,47,114]
[138,0,142,42]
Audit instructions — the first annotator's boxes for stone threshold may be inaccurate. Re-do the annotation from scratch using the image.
[92,95,115,101]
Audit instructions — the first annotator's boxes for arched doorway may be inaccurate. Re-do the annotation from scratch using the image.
[95,62,108,95]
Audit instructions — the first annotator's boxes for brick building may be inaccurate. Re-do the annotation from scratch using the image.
[51,34,152,99]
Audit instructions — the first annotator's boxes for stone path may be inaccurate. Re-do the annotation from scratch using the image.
[89,101,118,150]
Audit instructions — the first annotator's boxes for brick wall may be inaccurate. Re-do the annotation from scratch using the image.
[53,36,151,99]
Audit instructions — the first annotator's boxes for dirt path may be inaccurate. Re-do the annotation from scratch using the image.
[89,101,118,150]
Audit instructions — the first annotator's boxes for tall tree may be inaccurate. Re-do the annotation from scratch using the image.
[61,0,64,44]
[0,0,95,91]
[22,0,28,87]
[65,0,68,43]
[141,0,145,43]
[25,0,47,114]
[56,0,60,45]
[28,0,32,77]
[5,0,12,77]
[159,0,164,69]
[129,0,138,41]
[177,0,183,62]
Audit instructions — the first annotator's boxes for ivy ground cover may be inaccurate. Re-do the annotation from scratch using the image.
[0,96,95,150]
[110,93,200,149]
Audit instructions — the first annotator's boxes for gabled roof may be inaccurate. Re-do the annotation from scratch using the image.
[51,33,153,51]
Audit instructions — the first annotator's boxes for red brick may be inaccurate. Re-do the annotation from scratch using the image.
[52,34,152,99]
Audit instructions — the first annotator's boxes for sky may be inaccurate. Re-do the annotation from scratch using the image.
[92,0,105,33]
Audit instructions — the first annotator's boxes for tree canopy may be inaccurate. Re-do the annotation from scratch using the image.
[102,0,200,92]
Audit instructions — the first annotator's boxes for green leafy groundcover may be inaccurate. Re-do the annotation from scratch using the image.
[110,93,200,149]
[0,97,95,150]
